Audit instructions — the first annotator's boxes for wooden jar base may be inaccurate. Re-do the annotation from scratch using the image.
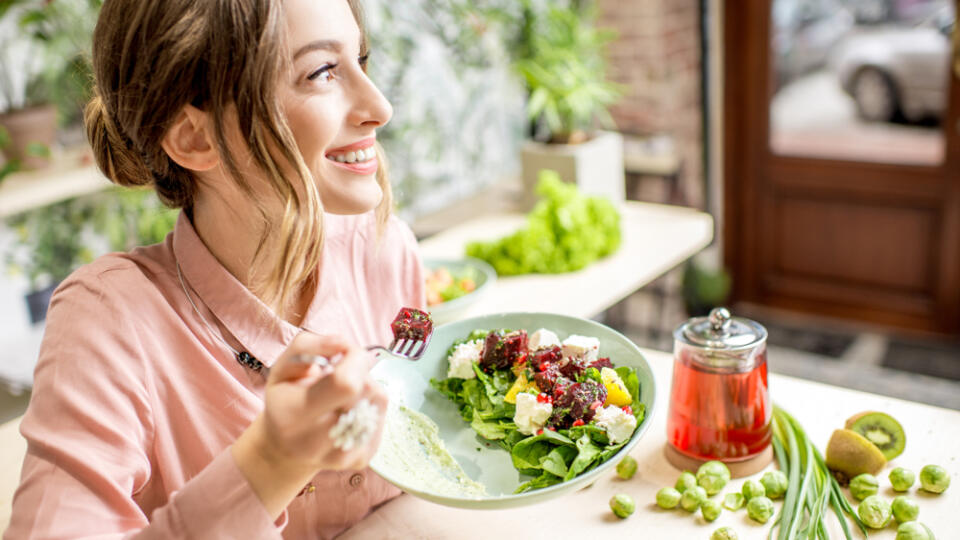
[663,444,775,478]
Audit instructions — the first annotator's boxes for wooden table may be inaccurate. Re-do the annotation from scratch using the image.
[417,201,714,319]
[342,348,960,540]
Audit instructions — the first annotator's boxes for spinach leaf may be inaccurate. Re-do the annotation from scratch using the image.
[540,446,577,478]
[470,416,514,440]
[564,434,602,481]
[514,471,564,493]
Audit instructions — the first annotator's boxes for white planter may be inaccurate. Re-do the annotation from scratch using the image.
[520,130,625,209]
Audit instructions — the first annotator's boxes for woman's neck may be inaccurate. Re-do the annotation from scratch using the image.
[190,193,314,326]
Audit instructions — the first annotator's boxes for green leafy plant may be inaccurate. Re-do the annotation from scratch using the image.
[91,188,178,251]
[513,4,622,143]
[0,0,101,123]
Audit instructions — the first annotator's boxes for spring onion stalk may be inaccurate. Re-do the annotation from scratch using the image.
[769,406,869,540]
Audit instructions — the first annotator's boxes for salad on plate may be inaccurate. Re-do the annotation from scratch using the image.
[430,327,645,493]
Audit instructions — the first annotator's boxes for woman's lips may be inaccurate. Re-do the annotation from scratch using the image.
[327,155,378,175]
[325,137,378,175]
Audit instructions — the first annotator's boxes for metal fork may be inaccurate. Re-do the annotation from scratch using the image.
[366,333,432,361]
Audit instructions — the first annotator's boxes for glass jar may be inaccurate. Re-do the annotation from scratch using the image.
[666,307,772,462]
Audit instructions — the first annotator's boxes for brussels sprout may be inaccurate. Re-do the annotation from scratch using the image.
[723,492,745,511]
[656,487,682,509]
[616,456,638,480]
[850,473,879,501]
[741,479,765,501]
[889,467,916,492]
[711,527,739,540]
[895,521,934,540]
[701,499,722,522]
[697,461,731,495]
[746,496,775,523]
[680,485,708,512]
[761,470,789,499]
[675,471,698,493]
[891,496,919,524]
[858,495,893,529]
[609,493,635,519]
[919,465,950,494]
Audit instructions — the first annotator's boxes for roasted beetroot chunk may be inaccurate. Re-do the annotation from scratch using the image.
[548,381,608,429]
[558,356,590,380]
[531,345,562,371]
[590,357,614,370]
[390,307,433,342]
[480,330,528,371]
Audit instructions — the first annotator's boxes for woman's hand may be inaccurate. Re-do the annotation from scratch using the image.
[232,332,388,518]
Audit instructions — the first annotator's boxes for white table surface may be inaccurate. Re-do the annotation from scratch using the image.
[417,201,714,319]
[342,348,960,540]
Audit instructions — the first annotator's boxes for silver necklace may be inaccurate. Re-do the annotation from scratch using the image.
[176,261,265,373]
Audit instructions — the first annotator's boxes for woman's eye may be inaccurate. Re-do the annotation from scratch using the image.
[307,64,337,83]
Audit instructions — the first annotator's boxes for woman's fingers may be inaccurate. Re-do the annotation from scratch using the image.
[268,332,351,385]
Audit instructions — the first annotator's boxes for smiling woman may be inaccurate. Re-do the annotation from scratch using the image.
[5,0,426,539]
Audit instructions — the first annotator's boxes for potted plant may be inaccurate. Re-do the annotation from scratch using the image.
[510,3,625,208]
[0,0,100,169]
[4,197,96,324]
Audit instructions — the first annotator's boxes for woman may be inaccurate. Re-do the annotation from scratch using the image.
[5,0,424,538]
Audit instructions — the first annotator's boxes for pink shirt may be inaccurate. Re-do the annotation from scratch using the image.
[6,211,425,539]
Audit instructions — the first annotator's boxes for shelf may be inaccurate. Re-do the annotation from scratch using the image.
[0,148,112,220]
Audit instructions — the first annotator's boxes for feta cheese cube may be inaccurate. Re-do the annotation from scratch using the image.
[593,405,638,444]
[528,328,561,351]
[513,392,553,435]
[561,335,600,363]
[447,339,483,379]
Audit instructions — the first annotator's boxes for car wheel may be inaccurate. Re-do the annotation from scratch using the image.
[852,68,898,122]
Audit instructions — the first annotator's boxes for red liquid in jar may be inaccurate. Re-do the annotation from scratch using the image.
[667,348,772,461]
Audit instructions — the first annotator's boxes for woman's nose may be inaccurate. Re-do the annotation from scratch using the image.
[349,71,393,129]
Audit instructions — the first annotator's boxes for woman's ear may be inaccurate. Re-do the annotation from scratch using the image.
[161,104,219,172]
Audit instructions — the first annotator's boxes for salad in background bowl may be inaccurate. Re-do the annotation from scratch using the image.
[370,312,656,509]
[423,257,496,325]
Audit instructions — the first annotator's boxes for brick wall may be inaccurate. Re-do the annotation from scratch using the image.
[596,0,704,209]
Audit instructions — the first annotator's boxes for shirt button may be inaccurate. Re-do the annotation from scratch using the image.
[297,483,315,496]
[349,473,364,487]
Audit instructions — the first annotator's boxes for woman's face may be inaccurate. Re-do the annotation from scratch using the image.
[279,0,393,215]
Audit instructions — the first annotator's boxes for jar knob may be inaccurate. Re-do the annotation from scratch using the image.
[708,307,731,335]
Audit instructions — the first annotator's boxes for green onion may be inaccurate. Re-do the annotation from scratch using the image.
[769,406,869,540]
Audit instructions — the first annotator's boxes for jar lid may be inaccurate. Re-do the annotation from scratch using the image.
[676,307,767,351]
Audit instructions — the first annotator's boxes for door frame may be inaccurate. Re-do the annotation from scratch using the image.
[722,3,960,335]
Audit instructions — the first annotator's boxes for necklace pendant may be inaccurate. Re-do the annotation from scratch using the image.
[237,351,265,374]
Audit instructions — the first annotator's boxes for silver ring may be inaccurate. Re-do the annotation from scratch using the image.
[329,398,379,451]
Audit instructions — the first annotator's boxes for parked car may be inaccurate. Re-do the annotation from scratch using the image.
[831,7,954,122]
[774,0,855,89]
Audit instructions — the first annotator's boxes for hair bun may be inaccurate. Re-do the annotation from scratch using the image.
[84,93,153,188]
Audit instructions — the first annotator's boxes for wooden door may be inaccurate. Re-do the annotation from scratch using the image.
[724,1,960,334]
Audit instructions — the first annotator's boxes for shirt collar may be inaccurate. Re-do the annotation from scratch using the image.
[172,212,299,368]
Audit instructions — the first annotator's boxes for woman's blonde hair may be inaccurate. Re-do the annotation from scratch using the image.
[84,0,392,312]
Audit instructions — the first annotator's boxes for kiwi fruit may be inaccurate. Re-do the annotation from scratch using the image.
[845,411,906,460]
[825,429,887,485]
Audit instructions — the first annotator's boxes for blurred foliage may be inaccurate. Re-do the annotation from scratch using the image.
[682,260,732,317]
[4,196,96,290]
[0,0,100,124]
[466,169,621,275]
[90,188,177,252]
[3,189,176,290]
[364,0,525,215]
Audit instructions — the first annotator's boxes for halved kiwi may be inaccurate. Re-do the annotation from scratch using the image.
[846,411,905,461]
[825,429,887,485]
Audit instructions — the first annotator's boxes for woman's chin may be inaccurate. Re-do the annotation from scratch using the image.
[320,182,383,215]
